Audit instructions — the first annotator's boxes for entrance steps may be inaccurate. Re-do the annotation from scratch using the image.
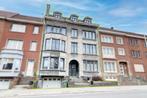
[18,77,33,85]
[68,77,118,87]
[13,85,30,89]
[68,77,89,87]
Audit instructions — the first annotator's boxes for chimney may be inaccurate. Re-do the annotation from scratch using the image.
[45,4,50,16]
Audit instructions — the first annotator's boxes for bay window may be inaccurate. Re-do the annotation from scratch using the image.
[46,25,66,35]
[42,57,65,70]
[45,38,65,52]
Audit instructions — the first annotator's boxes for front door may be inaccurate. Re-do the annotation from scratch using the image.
[69,60,79,77]
[26,60,34,77]
[70,64,77,76]
[119,62,128,76]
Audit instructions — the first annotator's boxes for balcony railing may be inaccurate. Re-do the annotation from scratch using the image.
[0,70,20,77]
[0,49,23,59]
[40,70,66,76]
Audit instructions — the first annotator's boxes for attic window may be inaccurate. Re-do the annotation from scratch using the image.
[53,12,62,19]
[70,15,78,22]
[84,17,92,24]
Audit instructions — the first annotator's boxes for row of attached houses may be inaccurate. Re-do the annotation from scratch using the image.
[0,5,147,89]
[0,10,43,89]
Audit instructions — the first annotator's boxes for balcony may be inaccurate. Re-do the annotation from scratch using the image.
[83,71,99,77]
[40,70,66,76]
[0,70,20,77]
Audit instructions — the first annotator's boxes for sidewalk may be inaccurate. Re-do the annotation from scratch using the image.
[1,85,147,98]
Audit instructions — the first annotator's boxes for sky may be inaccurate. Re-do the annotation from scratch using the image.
[0,0,147,34]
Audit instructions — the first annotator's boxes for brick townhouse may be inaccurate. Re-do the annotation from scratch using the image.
[99,27,147,84]
[0,10,43,89]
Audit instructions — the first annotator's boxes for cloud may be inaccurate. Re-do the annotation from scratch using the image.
[49,0,104,11]
[109,7,144,17]
[0,6,6,10]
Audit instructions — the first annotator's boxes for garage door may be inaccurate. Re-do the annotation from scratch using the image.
[43,78,61,88]
[0,79,10,89]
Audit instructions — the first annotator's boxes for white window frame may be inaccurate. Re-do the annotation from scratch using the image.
[118,48,125,56]
[11,24,26,33]
[33,26,39,34]
[102,46,115,58]
[30,41,37,51]
[103,60,117,73]
[116,37,124,45]
[101,35,113,43]
[6,40,23,50]
[134,64,144,72]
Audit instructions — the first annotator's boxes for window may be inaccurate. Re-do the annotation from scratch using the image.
[59,58,64,70]
[103,61,117,73]
[84,19,91,24]
[83,44,97,55]
[71,42,78,54]
[129,38,138,46]
[102,46,115,58]
[42,57,50,69]
[71,29,78,38]
[6,40,23,50]
[11,24,26,33]
[30,41,37,51]
[83,31,96,40]
[50,57,58,69]
[71,16,78,22]
[45,39,65,52]
[131,50,141,58]
[144,52,147,57]
[134,64,144,72]
[46,25,66,35]
[144,41,147,48]
[53,12,62,19]
[101,35,113,43]
[116,37,123,44]
[42,57,65,70]
[83,60,98,72]
[26,60,35,77]
[33,26,39,34]
[84,17,92,24]
[13,59,21,70]
[2,58,13,70]
[118,48,125,55]
[52,39,60,51]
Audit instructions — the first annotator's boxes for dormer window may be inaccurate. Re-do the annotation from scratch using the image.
[53,11,62,19]
[84,17,92,24]
[70,14,78,22]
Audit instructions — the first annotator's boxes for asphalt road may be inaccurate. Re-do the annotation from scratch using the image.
[9,89,147,98]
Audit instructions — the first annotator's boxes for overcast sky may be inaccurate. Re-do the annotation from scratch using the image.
[0,0,147,34]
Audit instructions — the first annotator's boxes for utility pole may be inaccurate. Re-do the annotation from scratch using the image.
[38,0,50,88]
[144,34,147,47]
